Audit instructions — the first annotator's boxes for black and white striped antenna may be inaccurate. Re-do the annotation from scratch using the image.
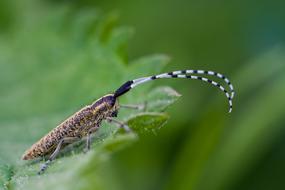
[114,69,235,113]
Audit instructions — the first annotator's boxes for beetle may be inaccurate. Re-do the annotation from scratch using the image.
[22,69,234,174]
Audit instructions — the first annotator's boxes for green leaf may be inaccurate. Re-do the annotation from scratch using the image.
[143,86,181,112]
[0,2,180,190]
[126,113,169,134]
[0,164,13,190]
[100,133,138,153]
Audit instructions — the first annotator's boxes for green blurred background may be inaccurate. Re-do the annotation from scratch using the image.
[1,0,285,189]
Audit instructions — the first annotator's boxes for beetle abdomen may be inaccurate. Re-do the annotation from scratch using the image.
[22,94,119,160]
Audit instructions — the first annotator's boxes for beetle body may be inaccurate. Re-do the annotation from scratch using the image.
[22,69,235,174]
[22,94,119,160]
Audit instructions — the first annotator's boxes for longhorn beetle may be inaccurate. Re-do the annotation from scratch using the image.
[22,69,235,174]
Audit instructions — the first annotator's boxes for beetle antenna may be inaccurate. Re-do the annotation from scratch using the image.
[114,70,234,113]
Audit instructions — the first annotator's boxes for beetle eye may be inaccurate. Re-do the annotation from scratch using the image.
[111,110,118,117]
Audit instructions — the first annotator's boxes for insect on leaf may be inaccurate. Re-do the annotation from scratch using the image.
[0,2,179,190]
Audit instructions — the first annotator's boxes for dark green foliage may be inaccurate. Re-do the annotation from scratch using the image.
[1,0,285,190]
[0,1,180,189]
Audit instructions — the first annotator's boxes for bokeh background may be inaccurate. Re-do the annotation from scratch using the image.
[1,0,285,189]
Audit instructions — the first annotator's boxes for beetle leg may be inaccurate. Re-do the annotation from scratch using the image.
[120,101,147,111]
[106,117,131,132]
[85,125,100,152]
[38,137,80,175]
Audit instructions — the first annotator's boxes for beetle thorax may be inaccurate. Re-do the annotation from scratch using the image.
[90,94,119,118]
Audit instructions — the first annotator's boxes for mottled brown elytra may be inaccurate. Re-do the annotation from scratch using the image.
[22,69,235,174]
